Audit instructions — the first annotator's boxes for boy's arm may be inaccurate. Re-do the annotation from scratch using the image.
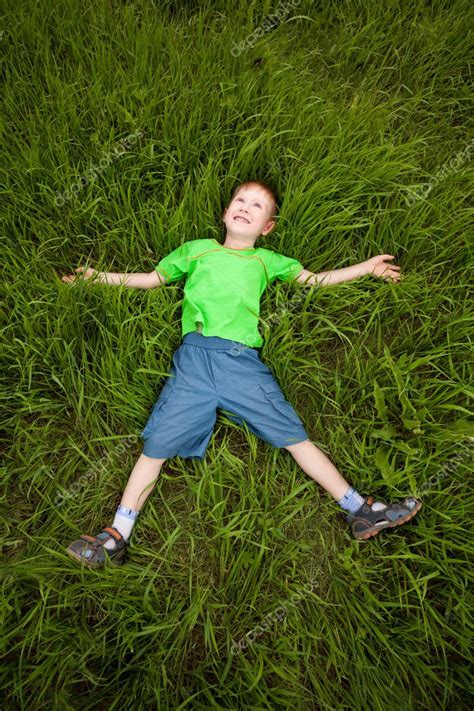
[295,255,402,286]
[61,266,167,289]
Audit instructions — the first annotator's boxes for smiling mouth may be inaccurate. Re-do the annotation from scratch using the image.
[234,215,250,223]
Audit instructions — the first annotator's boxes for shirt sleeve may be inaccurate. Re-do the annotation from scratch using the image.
[267,250,305,283]
[154,242,192,283]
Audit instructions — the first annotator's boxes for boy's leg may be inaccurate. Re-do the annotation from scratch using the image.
[66,452,167,563]
[102,452,166,549]
[284,439,421,540]
[120,453,167,511]
[284,439,352,501]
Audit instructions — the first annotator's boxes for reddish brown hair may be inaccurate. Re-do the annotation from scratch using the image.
[228,181,279,218]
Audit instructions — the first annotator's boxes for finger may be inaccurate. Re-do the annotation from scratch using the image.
[63,273,82,282]
[63,269,81,280]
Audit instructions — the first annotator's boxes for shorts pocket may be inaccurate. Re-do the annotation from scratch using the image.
[259,381,304,426]
[140,391,172,439]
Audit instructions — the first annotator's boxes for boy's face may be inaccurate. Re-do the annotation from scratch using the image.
[222,185,276,239]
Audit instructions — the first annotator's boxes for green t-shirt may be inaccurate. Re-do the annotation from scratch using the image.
[154,238,304,347]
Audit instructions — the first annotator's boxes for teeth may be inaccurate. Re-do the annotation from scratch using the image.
[234,216,249,223]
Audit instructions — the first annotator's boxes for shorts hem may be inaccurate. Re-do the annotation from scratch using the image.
[142,447,207,460]
[271,436,310,448]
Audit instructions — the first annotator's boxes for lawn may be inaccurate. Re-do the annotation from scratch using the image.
[2,0,473,709]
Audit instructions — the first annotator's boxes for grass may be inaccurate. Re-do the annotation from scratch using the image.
[1,0,473,708]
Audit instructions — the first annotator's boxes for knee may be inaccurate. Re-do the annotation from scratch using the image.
[140,452,168,465]
[284,439,310,453]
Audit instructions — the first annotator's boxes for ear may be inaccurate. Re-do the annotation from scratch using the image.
[261,219,276,236]
[222,207,227,220]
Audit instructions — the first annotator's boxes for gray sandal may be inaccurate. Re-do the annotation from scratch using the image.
[347,496,422,540]
[66,526,128,567]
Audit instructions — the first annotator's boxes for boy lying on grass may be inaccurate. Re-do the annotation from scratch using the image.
[61,180,421,567]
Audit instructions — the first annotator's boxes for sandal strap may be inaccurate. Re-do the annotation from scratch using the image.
[103,526,124,542]
[79,527,124,547]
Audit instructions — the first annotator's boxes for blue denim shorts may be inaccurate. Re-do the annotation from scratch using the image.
[140,332,309,460]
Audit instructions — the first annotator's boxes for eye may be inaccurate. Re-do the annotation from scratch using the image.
[253,202,262,208]
[236,197,244,202]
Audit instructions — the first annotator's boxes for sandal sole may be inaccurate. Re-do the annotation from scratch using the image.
[354,500,423,541]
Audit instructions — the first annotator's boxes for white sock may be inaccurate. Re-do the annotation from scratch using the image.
[103,505,139,549]
[338,486,387,513]
[337,486,365,513]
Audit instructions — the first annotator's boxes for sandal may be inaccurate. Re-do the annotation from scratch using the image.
[65,526,128,567]
[346,496,422,541]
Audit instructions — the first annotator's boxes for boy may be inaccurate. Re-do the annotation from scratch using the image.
[62,181,421,567]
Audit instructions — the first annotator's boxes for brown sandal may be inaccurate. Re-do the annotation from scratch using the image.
[346,497,422,541]
[66,526,128,567]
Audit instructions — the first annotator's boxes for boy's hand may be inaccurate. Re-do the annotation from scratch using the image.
[363,255,402,283]
[61,266,98,285]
